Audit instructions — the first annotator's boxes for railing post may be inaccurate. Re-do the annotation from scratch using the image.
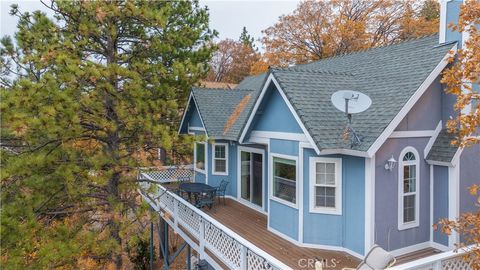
[173,199,179,229]
[433,261,442,270]
[240,246,247,270]
[199,217,205,259]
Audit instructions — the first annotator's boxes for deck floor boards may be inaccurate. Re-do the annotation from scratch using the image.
[203,199,360,269]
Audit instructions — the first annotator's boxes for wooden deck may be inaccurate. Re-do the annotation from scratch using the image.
[203,199,360,269]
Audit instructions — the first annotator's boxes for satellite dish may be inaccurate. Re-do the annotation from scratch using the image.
[330,90,372,148]
[331,90,372,114]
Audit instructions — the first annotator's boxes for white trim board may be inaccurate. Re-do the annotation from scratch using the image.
[389,130,435,138]
[239,74,320,154]
[364,155,375,254]
[367,45,458,158]
[424,121,443,158]
[249,131,308,143]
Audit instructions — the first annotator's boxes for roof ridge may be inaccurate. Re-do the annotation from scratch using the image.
[271,67,354,76]
[299,33,441,65]
[192,87,253,92]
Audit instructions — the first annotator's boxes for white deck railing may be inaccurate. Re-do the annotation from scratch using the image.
[139,181,292,270]
[138,165,194,183]
[387,247,473,270]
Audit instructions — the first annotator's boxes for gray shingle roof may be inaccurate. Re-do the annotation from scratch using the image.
[185,35,456,152]
[426,129,459,163]
[191,88,258,140]
[268,35,456,151]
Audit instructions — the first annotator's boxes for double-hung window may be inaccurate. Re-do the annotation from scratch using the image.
[398,147,420,230]
[309,157,342,215]
[212,143,228,175]
[194,142,206,173]
[272,156,297,206]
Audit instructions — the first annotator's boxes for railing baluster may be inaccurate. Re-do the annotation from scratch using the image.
[433,261,441,270]
[173,199,179,229]
[199,217,205,259]
[240,246,247,270]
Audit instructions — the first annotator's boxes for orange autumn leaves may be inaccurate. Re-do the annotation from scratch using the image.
[441,0,480,147]
[256,0,440,70]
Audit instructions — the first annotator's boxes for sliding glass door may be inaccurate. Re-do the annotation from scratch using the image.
[240,149,263,208]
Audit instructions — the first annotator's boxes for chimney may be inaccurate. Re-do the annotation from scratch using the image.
[439,0,467,47]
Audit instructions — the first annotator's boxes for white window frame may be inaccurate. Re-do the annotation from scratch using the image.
[398,146,420,230]
[194,141,206,174]
[309,157,342,215]
[269,153,298,209]
[212,142,229,175]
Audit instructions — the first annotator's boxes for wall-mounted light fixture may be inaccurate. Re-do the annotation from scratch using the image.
[384,156,397,171]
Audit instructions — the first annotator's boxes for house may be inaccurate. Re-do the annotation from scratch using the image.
[141,0,479,269]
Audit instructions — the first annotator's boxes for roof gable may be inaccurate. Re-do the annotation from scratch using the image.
[178,94,206,135]
[249,83,303,134]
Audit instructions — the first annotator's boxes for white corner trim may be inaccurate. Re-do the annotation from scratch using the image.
[211,142,229,176]
[194,141,207,176]
[424,121,443,158]
[367,44,458,158]
[298,145,304,242]
[397,146,421,231]
[439,0,449,44]
[239,74,320,154]
[269,152,299,209]
[429,164,434,242]
[308,156,343,215]
[448,158,460,248]
[249,131,308,143]
[365,155,376,254]
[389,130,436,138]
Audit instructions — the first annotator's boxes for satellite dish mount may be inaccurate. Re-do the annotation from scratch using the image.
[331,90,372,148]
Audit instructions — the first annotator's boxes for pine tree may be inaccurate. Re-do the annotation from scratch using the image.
[239,26,255,50]
[0,1,216,269]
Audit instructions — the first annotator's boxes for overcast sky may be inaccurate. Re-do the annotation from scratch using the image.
[1,0,299,49]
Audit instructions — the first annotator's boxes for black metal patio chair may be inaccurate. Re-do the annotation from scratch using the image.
[195,189,216,209]
[215,180,229,205]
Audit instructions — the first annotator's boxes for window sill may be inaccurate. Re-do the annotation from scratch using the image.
[309,207,342,216]
[212,171,228,176]
[270,196,298,209]
[398,221,419,231]
[194,168,206,174]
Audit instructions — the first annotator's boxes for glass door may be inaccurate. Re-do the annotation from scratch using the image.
[240,150,263,208]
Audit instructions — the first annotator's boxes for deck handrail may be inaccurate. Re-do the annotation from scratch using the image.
[139,181,292,270]
[387,246,473,270]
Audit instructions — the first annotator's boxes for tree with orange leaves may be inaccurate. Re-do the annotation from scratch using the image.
[256,0,440,69]
[436,1,480,268]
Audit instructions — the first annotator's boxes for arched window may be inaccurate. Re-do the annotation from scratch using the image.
[398,146,420,230]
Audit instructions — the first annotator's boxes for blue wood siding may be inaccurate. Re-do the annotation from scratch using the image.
[189,106,204,128]
[375,138,431,251]
[179,99,205,134]
[270,139,298,156]
[270,200,299,240]
[433,165,449,246]
[250,84,302,134]
[206,141,238,197]
[194,171,206,183]
[302,149,365,255]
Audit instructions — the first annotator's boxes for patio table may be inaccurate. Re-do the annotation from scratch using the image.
[179,182,216,205]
